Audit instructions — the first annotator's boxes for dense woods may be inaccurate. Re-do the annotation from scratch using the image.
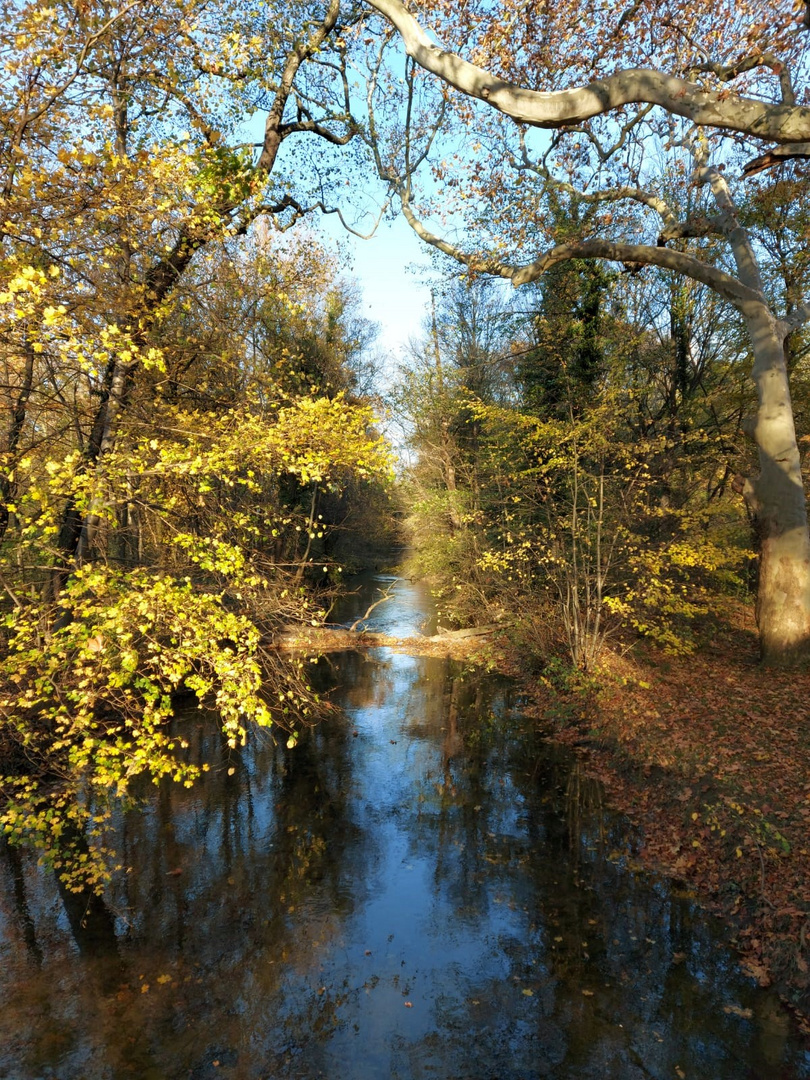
[2,0,810,993]
[0,0,400,887]
[367,0,810,664]
[397,265,763,666]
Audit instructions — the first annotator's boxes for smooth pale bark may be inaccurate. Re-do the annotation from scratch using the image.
[736,308,810,663]
[512,244,810,662]
[364,0,810,143]
[702,164,810,663]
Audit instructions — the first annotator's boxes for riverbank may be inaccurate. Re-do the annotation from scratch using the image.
[521,607,810,1027]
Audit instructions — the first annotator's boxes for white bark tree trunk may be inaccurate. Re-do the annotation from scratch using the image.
[701,165,810,663]
[737,307,810,663]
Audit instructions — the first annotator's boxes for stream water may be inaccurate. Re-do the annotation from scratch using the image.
[1,575,809,1079]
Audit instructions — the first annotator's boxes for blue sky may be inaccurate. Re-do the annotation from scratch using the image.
[318,211,433,369]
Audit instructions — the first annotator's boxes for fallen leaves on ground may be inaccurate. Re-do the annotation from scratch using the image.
[531,606,810,1025]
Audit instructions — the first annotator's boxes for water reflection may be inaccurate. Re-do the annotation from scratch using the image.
[329,572,438,636]
[0,579,808,1079]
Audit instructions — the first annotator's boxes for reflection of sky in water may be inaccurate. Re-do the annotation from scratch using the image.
[330,573,438,636]
[0,582,809,1079]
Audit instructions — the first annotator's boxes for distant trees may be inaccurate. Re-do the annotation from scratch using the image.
[394,280,513,616]
[397,262,751,666]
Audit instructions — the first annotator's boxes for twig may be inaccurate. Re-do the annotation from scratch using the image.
[349,581,399,631]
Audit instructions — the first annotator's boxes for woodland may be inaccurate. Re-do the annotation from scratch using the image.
[3,0,810,1023]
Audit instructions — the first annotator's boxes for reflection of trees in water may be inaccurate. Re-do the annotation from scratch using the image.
[0,697,368,1079]
[0,647,802,1080]
[109,709,367,1075]
[403,675,794,1079]
[326,649,398,711]
[2,838,42,966]
[0,835,168,1078]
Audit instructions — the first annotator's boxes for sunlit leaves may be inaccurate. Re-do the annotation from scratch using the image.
[0,0,389,899]
[0,383,390,893]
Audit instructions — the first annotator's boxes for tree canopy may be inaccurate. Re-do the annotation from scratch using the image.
[363,0,810,663]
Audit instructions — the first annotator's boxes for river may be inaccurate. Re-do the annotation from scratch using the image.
[1,575,809,1079]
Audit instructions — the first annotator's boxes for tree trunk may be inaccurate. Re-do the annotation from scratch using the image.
[701,166,810,665]
[45,355,136,606]
[0,340,35,543]
[738,307,810,665]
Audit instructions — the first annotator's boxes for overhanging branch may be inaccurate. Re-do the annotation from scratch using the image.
[364,0,810,144]
[513,240,763,310]
[394,184,763,315]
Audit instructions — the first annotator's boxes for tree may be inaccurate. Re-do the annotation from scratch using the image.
[392,278,516,619]
[364,0,810,664]
[516,195,614,418]
[0,0,416,890]
[0,225,393,889]
[1,0,367,602]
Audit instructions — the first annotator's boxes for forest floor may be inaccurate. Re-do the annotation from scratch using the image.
[517,603,810,1029]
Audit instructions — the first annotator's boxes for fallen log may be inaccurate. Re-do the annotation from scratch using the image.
[270,623,505,658]
[430,624,501,640]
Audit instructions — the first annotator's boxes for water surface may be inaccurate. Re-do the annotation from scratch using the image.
[1,576,808,1079]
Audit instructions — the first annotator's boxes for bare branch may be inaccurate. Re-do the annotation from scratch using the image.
[260,194,389,239]
[687,52,795,106]
[512,239,763,310]
[658,216,725,242]
[364,0,810,143]
[397,185,514,279]
[279,118,356,145]
[513,133,683,230]
[391,176,763,315]
[258,0,343,173]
